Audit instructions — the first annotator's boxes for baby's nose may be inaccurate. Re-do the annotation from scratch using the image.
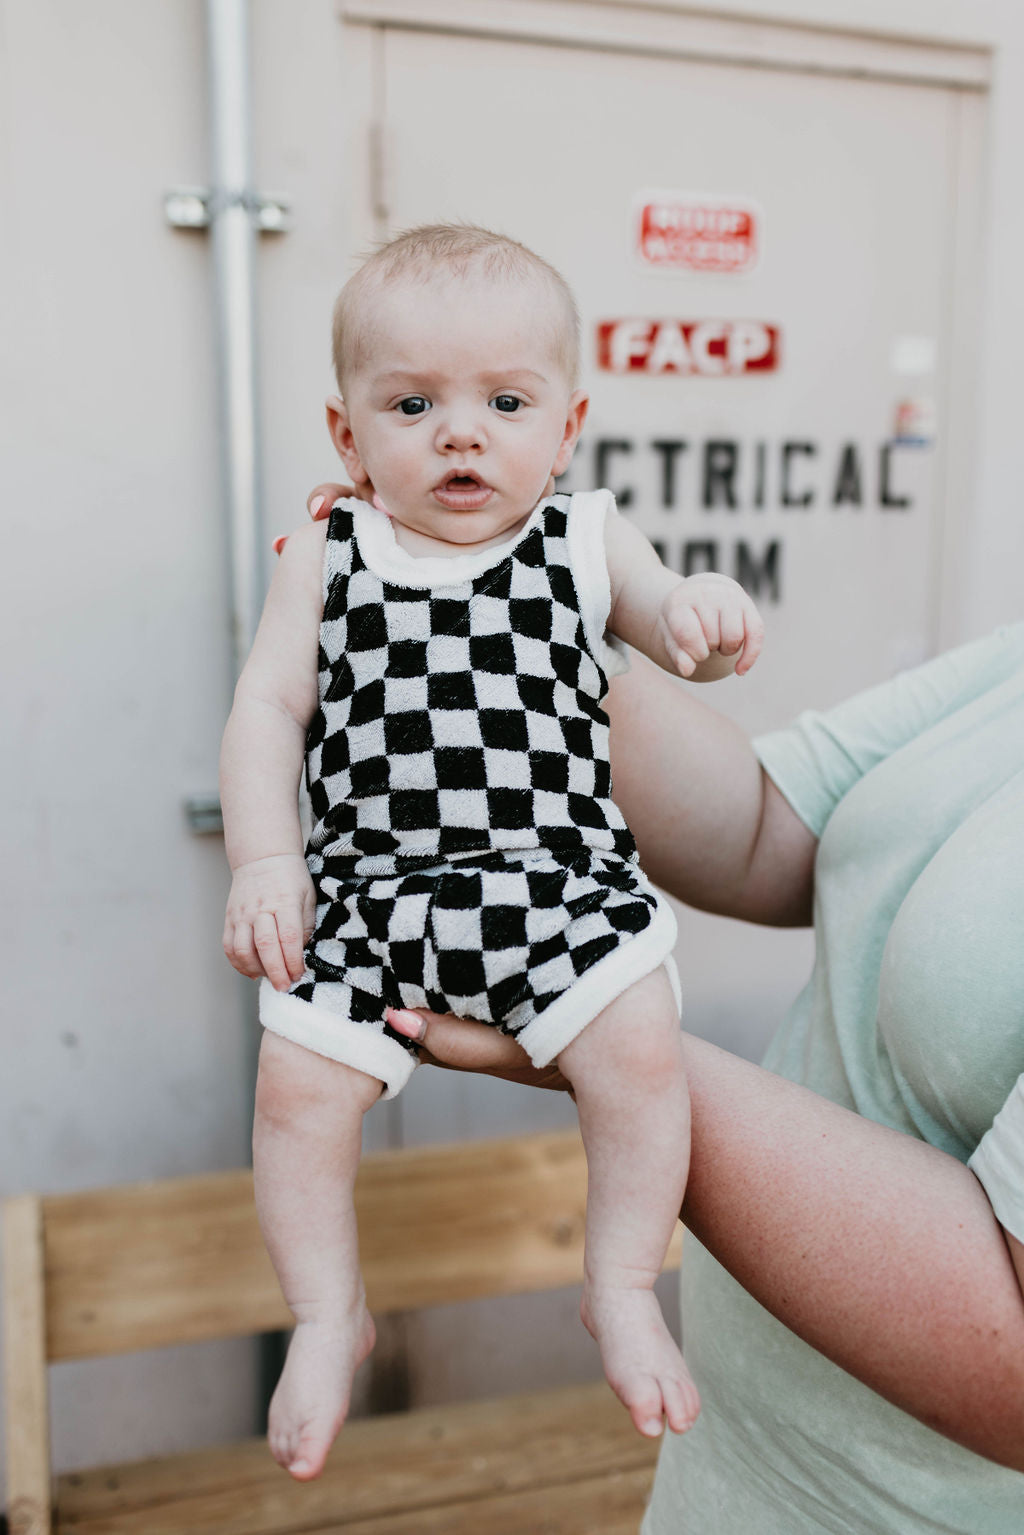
[437,407,486,452]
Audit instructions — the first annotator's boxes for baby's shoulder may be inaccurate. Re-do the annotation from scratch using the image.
[276,515,330,566]
[269,517,329,619]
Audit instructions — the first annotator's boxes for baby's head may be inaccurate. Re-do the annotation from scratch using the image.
[326,224,588,548]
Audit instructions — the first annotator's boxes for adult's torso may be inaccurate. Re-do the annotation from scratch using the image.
[645,625,1024,1534]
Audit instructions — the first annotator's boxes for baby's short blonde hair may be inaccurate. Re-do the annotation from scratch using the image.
[331,223,581,391]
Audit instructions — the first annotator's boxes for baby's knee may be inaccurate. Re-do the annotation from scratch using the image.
[255,1031,381,1127]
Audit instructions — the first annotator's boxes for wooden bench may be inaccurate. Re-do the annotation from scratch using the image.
[3,1129,682,1534]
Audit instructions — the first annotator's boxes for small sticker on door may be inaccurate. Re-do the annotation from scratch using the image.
[636,192,762,275]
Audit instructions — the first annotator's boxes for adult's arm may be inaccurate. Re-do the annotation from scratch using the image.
[606,655,817,925]
[392,1009,1024,1470]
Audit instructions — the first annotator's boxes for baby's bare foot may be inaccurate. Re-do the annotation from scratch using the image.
[581,1285,700,1438]
[268,1306,376,1479]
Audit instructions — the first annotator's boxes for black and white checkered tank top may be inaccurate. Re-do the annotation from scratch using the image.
[304,491,637,877]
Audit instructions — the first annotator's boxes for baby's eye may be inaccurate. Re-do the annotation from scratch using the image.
[490,394,523,413]
[396,396,430,416]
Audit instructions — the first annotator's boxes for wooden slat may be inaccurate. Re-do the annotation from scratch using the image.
[288,1468,656,1535]
[2,1195,53,1535]
[42,1169,288,1361]
[357,1129,592,1310]
[55,1381,658,1534]
[42,1130,682,1362]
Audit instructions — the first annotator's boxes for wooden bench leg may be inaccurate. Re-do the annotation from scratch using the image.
[3,1196,52,1535]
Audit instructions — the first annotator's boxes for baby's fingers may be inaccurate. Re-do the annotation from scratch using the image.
[252,911,293,992]
[733,607,766,675]
[664,607,710,677]
[224,919,265,981]
[716,606,746,657]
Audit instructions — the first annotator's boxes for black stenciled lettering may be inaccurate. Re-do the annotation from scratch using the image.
[702,441,739,510]
[879,444,912,510]
[651,440,688,509]
[781,442,817,508]
[736,541,781,602]
[832,443,863,507]
[595,439,635,508]
[683,541,719,576]
[752,441,767,510]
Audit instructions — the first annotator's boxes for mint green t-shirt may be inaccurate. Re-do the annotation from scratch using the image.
[643,625,1024,1535]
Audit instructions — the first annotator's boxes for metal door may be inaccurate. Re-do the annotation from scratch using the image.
[361,17,984,1087]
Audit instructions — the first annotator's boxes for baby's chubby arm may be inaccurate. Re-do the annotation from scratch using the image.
[220,520,327,991]
[605,508,763,680]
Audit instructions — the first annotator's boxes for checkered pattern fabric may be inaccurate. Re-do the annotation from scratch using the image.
[304,495,636,875]
[280,494,668,1070]
[292,849,660,1059]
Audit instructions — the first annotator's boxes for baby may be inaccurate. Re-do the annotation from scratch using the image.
[221,224,763,1481]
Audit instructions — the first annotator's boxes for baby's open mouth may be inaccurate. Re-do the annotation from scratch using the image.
[433,472,493,509]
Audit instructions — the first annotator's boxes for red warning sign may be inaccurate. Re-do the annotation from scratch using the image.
[637,194,762,274]
[596,319,780,376]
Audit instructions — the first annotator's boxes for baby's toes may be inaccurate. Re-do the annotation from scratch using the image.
[268,1419,296,1471]
[662,1371,701,1434]
[287,1430,329,1481]
[613,1371,666,1438]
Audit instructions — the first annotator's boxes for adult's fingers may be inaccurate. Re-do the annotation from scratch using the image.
[306,481,375,519]
[387,1008,524,1067]
[306,483,347,520]
[387,1008,573,1091]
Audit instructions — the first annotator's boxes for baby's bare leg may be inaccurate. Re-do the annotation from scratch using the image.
[558,966,699,1438]
[252,1030,382,1480]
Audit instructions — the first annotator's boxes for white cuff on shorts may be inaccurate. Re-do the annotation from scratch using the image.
[968,1072,1024,1246]
[515,893,681,1067]
[259,980,418,1100]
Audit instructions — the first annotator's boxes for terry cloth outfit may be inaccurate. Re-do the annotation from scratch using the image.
[642,623,1024,1535]
[260,490,679,1096]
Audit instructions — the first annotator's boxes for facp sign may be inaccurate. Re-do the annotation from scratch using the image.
[596,319,780,376]
[636,192,762,274]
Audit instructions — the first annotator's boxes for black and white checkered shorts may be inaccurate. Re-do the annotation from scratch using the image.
[259,849,679,1097]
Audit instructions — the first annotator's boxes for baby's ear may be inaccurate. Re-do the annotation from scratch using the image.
[552,389,589,478]
[325,395,370,485]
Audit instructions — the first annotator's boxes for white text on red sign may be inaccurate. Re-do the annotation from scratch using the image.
[637,196,761,274]
[596,319,780,376]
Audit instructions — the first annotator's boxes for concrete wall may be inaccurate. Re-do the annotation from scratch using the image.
[2,0,1023,1488]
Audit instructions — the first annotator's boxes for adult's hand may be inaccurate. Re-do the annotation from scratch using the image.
[307,481,374,521]
[271,482,373,555]
[386,1007,572,1092]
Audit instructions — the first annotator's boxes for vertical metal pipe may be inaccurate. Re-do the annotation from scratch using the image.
[206,0,264,677]
[204,0,280,1420]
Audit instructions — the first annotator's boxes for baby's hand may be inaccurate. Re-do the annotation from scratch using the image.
[223,853,316,991]
[659,574,764,680]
